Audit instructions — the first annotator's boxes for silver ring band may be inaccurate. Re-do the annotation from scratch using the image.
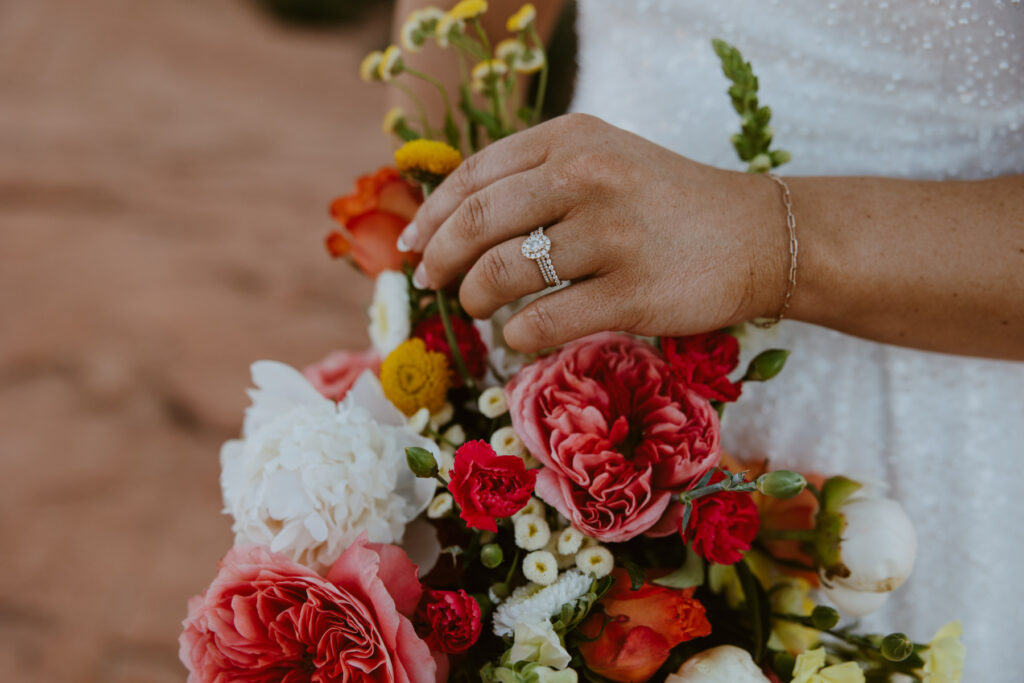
[521,227,561,287]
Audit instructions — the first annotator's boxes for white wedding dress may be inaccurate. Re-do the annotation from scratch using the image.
[572,1,1024,679]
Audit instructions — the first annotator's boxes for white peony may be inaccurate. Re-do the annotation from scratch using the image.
[666,646,771,683]
[368,270,411,356]
[492,569,593,636]
[821,579,891,618]
[220,361,439,573]
[830,496,917,594]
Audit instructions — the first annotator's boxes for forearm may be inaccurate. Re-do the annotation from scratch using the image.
[775,174,1024,359]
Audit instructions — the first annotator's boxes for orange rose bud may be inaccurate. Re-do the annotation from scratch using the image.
[326,167,423,277]
[578,569,711,683]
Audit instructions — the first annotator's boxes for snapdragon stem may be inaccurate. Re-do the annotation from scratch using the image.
[528,24,549,125]
[680,479,756,503]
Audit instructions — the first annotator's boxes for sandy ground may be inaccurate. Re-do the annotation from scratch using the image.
[0,1,394,679]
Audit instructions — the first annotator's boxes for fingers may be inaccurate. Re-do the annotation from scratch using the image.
[401,124,553,254]
[502,276,635,353]
[459,221,602,320]
[417,168,572,288]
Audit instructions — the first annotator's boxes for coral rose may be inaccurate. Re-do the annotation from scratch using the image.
[303,348,380,401]
[416,589,483,655]
[507,333,720,542]
[327,167,422,277]
[448,440,537,531]
[414,314,488,385]
[578,569,711,683]
[662,331,743,402]
[179,538,445,683]
[682,470,761,565]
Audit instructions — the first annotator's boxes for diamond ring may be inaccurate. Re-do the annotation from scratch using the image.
[521,227,561,287]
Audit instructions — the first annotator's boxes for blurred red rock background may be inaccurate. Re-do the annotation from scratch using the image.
[0,1,394,679]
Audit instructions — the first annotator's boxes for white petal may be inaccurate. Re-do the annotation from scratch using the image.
[244,361,328,436]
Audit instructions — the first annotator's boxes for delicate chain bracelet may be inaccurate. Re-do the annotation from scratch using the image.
[751,172,798,329]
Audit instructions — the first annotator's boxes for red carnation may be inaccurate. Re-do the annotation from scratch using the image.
[414,315,487,386]
[417,590,482,655]
[448,440,537,531]
[682,471,760,565]
[662,332,742,402]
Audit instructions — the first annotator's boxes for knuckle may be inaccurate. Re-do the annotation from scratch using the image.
[455,192,489,242]
[524,304,558,346]
[450,154,479,193]
[478,247,513,293]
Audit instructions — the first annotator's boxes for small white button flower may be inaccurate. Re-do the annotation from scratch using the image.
[435,14,465,48]
[438,445,456,480]
[514,497,544,520]
[491,425,527,459]
[427,492,454,519]
[443,424,467,446]
[360,50,384,82]
[431,402,454,429]
[400,8,445,52]
[368,271,411,356]
[378,45,403,82]
[478,386,509,417]
[407,407,430,433]
[515,514,551,551]
[556,527,584,556]
[523,550,558,585]
[575,546,614,578]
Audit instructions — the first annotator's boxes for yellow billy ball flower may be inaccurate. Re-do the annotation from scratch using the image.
[378,45,403,82]
[394,139,462,185]
[435,13,465,48]
[360,50,384,82]
[506,4,536,32]
[382,106,406,134]
[381,338,451,416]
[448,0,488,21]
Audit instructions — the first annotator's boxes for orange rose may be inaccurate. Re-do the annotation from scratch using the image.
[577,569,711,683]
[326,167,422,277]
[720,454,824,585]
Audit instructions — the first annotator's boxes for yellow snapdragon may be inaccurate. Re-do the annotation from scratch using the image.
[921,621,965,683]
[791,648,865,683]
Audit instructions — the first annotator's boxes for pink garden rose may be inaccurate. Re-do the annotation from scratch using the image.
[180,537,445,683]
[303,349,380,401]
[506,333,720,542]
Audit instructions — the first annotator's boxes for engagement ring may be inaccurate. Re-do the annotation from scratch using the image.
[521,227,561,288]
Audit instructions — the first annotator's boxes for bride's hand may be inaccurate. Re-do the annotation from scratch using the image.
[401,114,787,352]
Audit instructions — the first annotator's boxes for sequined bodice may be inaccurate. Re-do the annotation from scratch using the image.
[572,1,1024,679]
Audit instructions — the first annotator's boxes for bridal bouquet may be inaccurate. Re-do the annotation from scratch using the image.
[180,3,964,682]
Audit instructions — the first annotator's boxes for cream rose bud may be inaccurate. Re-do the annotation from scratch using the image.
[833,497,917,593]
[821,579,891,618]
[478,386,509,417]
[666,646,772,683]
[509,620,572,670]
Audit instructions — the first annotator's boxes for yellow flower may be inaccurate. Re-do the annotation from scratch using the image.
[791,648,865,683]
[768,579,821,656]
[381,338,450,416]
[921,621,965,683]
[382,106,406,134]
[435,13,465,48]
[360,50,384,82]
[394,139,462,184]
[401,7,445,52]
[378,45,403,82]
[506,3,536,32]
[448,0,487,21]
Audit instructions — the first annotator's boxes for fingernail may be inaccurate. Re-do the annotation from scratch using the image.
[412,263,430,290]
[396,221,418,253]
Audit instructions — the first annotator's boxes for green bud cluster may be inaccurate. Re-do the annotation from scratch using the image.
[756,470,808,499]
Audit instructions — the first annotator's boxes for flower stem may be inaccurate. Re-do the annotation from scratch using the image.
[759,528,817,543]
[391,81,433,138]
[436,288,476,391]
[402,67,460,149]
[528,24,549,125]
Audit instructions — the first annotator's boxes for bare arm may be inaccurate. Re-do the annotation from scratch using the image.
[389,0,566,126]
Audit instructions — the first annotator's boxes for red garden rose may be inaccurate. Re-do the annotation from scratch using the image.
[326,167,422,277]
[179,538,445,683]
[413,314,487,386]
[662,331,743,402]
[578,569,711,683]
[682,470,761,565]
[448,440,537,532]
[507,333,721,543]
[416,589,482,655]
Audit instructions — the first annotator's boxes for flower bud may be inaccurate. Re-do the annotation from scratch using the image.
[481,543,504,569]
[405,446,439,479]
[744,349,790,382]
[770,149,791,166]
[749,153,772,173]
[666,645,772,683]
[756,470,807,499]
[881,633,914,662]
[832,497,917,593]
[821,578,891,618]
[810,605,840,630]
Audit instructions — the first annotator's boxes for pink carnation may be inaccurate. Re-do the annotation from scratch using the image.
[180,538,445,683]
[506,333,720,543]
[303,349,380,401]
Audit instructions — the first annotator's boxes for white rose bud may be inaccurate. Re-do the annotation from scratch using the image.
[833,497,917,593]
[821,579,891,618]
[666,646,772,683]
[509,620,572,670]
[478,386,509,418]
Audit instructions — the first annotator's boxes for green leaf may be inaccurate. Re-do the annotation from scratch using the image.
[621,559,646,590]
[735,556,772,662]
[743,348,790,381]
[653,546,705,589]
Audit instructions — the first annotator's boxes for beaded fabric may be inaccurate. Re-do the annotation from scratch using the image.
[572,1,1023,678]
